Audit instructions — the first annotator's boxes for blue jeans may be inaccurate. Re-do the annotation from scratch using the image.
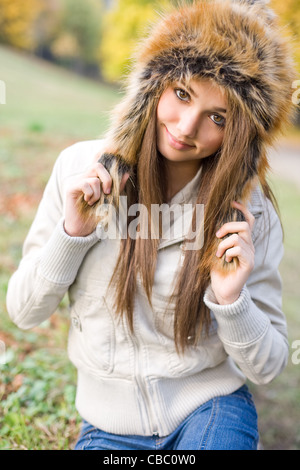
[74,385,259,450]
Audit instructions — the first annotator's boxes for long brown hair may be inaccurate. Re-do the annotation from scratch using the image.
[105,85,279,352]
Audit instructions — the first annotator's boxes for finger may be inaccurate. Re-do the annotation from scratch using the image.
[85,177,101,205]
[216,221,251,239]
[80,181,94,203]
[216,231,254,265]
[87,162,112,195]
[76,177,101,204]
[231,201,255,231]
[216,233,240,258]
[216,234,252,259]
[222,245,254,270]
[221,246,242,264]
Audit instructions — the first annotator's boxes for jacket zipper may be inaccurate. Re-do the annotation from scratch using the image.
[125,319,158,436]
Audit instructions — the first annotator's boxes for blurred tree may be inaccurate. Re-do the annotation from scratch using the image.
[50,0,103,73]
[271,0,300,124]
[0,0,42,50]
[100,0,170,82]
[271,0,300,73]
[33,0,61,61]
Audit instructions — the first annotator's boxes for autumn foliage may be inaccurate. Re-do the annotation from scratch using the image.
[0,0,299,80]
[0,0,42,49]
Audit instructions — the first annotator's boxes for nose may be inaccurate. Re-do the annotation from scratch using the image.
[176,109,200,139]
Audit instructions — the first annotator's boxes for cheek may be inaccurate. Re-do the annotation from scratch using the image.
[157,90,177,124]
[199,124,224,151]
[156,99,167,124]
[211,132,224,150]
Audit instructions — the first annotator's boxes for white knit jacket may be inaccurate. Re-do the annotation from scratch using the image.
[6,140,288,437]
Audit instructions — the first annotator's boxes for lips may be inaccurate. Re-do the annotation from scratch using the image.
[165,127,195,150]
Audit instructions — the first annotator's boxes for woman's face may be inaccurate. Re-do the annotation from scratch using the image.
[156,79,227,164]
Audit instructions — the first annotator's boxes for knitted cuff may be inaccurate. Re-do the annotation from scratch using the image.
[204,285,270,344]
[39,218,99,285]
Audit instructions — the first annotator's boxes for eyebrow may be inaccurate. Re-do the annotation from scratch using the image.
[183,83,227,114]
[209,107,227,114]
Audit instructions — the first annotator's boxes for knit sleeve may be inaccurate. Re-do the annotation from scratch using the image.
[6,145,99,330]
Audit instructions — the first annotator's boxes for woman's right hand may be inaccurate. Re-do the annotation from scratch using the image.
[64,161,128,237]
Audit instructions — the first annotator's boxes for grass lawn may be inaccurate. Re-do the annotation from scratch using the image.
[0,45,300,450]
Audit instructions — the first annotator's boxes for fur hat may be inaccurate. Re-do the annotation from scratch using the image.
[105,0,295,170]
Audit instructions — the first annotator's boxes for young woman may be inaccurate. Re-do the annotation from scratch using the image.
[6,0,295,450]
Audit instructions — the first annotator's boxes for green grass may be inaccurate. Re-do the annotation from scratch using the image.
[0,44,120,137]
[0,45,300,450]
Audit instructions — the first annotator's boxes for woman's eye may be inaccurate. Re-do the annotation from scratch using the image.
[210,114,226,127]
[175,88,190,102]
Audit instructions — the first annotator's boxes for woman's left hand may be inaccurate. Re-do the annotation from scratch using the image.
[210,201,255,305]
